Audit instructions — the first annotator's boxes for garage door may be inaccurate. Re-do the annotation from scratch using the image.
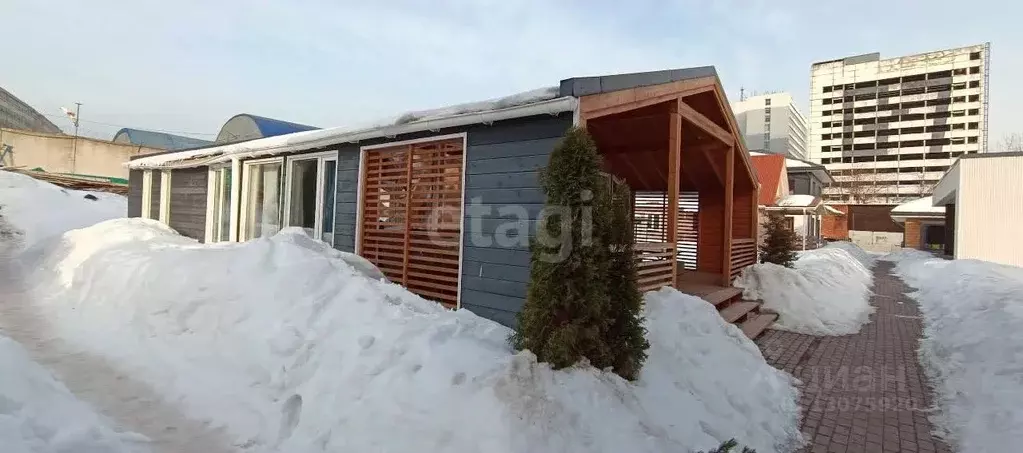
[359,138,464,308]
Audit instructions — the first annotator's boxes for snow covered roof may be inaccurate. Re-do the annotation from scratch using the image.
[128,87,571,169]
[777,194,819,207]
[112,128,212,150]
[890,196,945,223]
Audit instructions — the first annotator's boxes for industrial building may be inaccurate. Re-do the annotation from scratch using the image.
[808,43,990,204]
[732,92,808,159]
[0,86,62,134]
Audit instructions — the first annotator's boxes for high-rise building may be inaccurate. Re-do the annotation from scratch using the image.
[732,92,808,159]
[809,43,990,204]
[0,86,62,134]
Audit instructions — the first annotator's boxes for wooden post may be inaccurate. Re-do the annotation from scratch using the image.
[722,144,735,286]
[401,145,415,286]
[667,101,682,288]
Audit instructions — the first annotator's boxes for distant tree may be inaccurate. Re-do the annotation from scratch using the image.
[760,212,798,267]
[597,174,648,381]
[513,127,614,374]
[997,133,1023,152]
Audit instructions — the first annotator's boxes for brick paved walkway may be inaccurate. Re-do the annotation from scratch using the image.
[756,261,953,453]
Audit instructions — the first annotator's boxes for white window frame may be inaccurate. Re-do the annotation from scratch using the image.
[204,164,233,243]
[356,132,468,309]
[141,170,153,219]
[239,157,285,241]
[159,170,172,224]
[283,150,339,245]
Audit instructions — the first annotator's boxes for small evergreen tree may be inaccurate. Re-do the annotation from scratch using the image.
[598,175,649,380]
[513,127,614,372]
[760,212,798,267]
[700,439,756,453]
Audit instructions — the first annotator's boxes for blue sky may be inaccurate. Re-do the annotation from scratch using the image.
[5,0,1020,142]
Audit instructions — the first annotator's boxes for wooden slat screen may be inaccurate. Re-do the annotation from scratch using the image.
[729,238,757,281]
[633,191,699,270]
[360,139,464,308]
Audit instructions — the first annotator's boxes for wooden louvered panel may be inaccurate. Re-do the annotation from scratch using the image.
[359,138,464,308]
[633,191,700,270]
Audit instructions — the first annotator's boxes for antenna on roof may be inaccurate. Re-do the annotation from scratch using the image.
[740,87,746,101]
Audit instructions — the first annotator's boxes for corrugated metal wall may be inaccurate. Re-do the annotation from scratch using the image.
[957,157,1023,266]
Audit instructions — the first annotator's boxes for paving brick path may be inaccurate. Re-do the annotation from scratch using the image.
[756,261,953,453]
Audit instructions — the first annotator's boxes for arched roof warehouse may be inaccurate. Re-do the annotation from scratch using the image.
[214,114,318,144]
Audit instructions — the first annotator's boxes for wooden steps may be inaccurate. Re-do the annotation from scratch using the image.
[740,312,778,339]
[718,301,759,323]
[703,287,743,307]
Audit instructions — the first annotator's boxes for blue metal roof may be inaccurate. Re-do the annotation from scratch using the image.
[233,114,317,137]
[113,128,212,150]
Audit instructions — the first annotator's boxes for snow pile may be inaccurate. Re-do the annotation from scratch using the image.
[821,240,877,268]
[18,219,802,453]
[735,244,875,335]
[0,333,147,453]
[886,252,1023,452]
[0,171,125,249]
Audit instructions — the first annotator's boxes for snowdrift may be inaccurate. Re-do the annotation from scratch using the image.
[18,219,803,453]
[886,251,1023,452]
[0,333,146,453]
[734,244,875,335]
[0,171,125,249]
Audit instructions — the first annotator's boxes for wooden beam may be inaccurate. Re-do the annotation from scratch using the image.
[579,78,714,119]
[697,144,725,184]
[677,99,733,145]
[722,145,735,286]
[582,85,714,121]
[751,182,760,242]
[401,145,414,286]
[667,104,682,288]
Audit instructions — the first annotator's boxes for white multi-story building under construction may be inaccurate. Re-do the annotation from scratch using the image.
[808,43,990,204]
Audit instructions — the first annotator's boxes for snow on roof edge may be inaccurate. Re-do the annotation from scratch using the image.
[891,196,945,215]
[128,87,569,170]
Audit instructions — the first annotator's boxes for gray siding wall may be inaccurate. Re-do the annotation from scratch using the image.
[149,171,162,217]
[326,114,572,327]
[168,167,209,241]
[128,170,143,218]
[460,115,572,327]
[333,146,360,252]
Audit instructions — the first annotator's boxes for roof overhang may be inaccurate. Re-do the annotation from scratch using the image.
[932,162,961,205]
[128,94,576,170]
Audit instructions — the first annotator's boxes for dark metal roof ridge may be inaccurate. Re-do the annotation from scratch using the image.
[559,66,718,97]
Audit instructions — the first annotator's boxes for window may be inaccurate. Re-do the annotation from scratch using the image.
[206,166,234,242]
[822,133,831,140]
[967,136,978,144]
[968,95,980,102]
[952,123,966,130]
[950,137,966,145]
[878,128,900,136]
[969,80,981,88]
[240,158,285,241]
[843,96,853,102]
[968,122,979,130]
[823,98,833,105]
[951,110,966,117]
[878,90,900,98]
[822,121,832,128]
[927,84,951,93]
[854,106,877,114]
[854,130,875,138]
[854,118,876,125]
[970,51,981,60]
[284,152,339,244]
[901,87,925,96]
[877,141,899,149]
[855,80,878,89]
[902,74,926,83]
[901,113,926,121]
[854,93,876,101]
[929,70,953,79]
[927,98,951,106]
[878,77,900,86]
[901,100,925,109]
[968,108,979,115]
[765,98,772,106]
[952,96,966,103]
[928,111,951,119]
[877,115,900,123]
[953,68,967,76]
[969,66,981,74]
[925,124,950,133]
[952,82,967,90]
[823,86,833,93]
[902,126,925,134]
[925,138,951,146]
[901,140,924,148]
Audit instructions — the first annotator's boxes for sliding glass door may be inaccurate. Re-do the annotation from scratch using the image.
[240,158,284,241]
[208,166,233,242]
[284,152,338,245]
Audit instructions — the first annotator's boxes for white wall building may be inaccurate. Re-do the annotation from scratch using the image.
[732,93,808,159]
[808,43,990,204]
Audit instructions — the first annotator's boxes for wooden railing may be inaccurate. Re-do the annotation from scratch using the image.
[729,238,757,280]
[634,242,676,293]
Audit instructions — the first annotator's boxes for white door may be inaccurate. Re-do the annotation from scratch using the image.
[240,158,285,241]
[284,152,338,245]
